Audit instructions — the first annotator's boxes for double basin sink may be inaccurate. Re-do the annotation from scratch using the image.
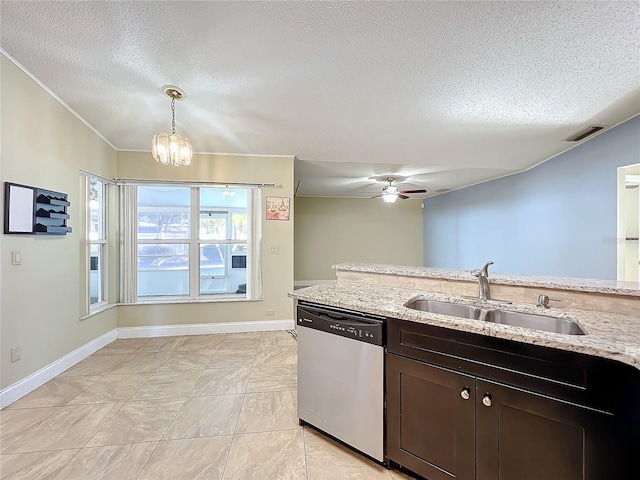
[406,299,585,335]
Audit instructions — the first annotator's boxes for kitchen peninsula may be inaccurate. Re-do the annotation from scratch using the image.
[292,263,640,367]
[290,263,640,480]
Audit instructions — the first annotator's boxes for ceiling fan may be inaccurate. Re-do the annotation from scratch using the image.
[371,177,427,203]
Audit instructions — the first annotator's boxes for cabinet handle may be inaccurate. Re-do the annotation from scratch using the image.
[460,387,471,400]
[482,394,492,407]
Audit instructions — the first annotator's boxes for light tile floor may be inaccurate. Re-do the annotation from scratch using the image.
[0,332,416,480]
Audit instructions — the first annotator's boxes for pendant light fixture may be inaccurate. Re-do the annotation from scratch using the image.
[152,85,193,166]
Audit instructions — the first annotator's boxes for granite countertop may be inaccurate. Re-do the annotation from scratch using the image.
[334,263,640,297]
[289,281,640,370]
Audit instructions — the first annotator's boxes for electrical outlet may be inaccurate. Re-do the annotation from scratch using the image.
[11,345,22,363]
[269,245,280,255]
[266,309,276,316]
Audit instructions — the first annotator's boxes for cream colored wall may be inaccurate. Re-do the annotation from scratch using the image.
[116,151,294,327]
[294,197,424,281]
[1,55,118,389]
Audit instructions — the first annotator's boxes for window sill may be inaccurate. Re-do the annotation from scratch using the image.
[120,295,263,306]
[80,303,117,320]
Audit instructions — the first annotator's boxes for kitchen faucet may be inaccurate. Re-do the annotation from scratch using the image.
[471,261,494,301]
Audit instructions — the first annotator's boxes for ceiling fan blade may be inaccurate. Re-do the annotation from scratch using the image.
[398,194,410,200]
[369,194,383,199]
[400,189,427,194]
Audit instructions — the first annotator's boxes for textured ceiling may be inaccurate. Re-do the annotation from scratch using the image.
[1,1,639,198]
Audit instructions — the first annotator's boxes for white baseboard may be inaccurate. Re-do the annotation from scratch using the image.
[0,329,117,409]
[117,319,295,339]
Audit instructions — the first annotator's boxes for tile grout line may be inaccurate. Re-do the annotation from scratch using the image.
[85,337,188,480]
[48,447,88,480]
[242,332,264,394]
[90,338,209,480]
[158,366,209,442]
[233,426,304,436]
[58,400,127,459]
[128,393,189,479]
[133,440,162,480]
[71,339,176,456]
[301,426,310,480]
[0,405,61,451]
[219,331,261,479]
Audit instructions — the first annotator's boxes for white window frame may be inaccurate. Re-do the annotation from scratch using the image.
[81,173,110,314]
[198,206,248,292]
[137,187,192,299]
[121,182,261,303]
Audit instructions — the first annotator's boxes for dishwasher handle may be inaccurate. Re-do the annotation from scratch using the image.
[298,302,386,321]
[297,304,385,346]
[320,311,380,327]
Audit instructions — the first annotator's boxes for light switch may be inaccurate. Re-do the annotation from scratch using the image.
[11,346,22,363]
[269,245,280,255]
[12,250,22,265]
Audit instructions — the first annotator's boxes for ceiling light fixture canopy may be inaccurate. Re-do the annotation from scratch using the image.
[152,85,192,167]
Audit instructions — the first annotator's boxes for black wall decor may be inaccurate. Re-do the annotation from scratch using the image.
[4,182,72,235]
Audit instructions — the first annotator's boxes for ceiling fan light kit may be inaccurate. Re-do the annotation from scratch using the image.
[152,85,193,167]
[373,177,427,203]
[383,192,398,203]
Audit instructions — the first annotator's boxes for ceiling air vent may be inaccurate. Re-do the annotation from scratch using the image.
[563,125,605,142]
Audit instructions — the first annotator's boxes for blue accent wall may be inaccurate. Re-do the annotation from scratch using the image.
[423,116,640,279]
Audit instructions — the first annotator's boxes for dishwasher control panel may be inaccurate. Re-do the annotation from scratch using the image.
[297,303,385,346]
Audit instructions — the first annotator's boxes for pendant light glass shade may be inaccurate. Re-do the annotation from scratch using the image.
[152,85,193,167]
[152,133,192,166]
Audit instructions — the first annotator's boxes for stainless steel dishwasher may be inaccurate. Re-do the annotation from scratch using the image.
[297,301,386,463]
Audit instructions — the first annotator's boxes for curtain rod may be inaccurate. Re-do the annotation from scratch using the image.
[115,178,280,188]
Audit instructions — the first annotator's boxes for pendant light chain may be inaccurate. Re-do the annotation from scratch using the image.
[171,97,176,135]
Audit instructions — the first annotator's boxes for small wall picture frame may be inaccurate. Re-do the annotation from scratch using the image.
[4,182,35,234]
[266,196,290,221]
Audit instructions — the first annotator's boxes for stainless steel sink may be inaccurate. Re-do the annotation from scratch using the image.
[482,309,585,335]
[404,299,482,319]
[405,299,585,335]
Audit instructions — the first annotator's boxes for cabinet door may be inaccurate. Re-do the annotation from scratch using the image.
[387,353,475,480]
[476,379,619,480]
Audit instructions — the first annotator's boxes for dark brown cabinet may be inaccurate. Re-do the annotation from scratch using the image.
[386,318,638,480]
[387,354,474,480]
[475,379,617,480]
